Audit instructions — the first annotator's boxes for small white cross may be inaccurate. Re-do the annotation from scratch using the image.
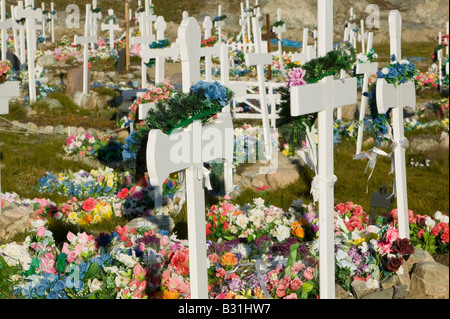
[358,19,368,54]
[14,0,43,103]
[101,9,122,51]
[1,0,13,61]
[74,4,97,95]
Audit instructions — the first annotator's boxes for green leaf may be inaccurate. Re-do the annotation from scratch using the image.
[301,281,314,293]
[56,253,67,273]
[286,243,299,269]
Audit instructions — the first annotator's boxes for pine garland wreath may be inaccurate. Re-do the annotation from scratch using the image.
[133,81,234,180]
[277,44,357,154]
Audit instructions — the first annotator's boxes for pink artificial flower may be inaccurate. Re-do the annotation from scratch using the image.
[160,235,170,247]
[37,226,46,237]
[386,228,399,243]
[284,293,298,299]
[286,68,307,88]
[290,277,303,291]
[82,198,96,212]
[303,267,315,281]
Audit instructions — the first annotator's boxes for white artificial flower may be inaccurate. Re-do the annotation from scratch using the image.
[275,225,291,242]
[88,278,103,293]
[425,216,436,231]
[31,219,47,230]
[400,59,410,65]
[434,211,443,221]
[366,278,379,289]
[235,214,249,229]
[381,67,390,75]
[253,198,265,207]
[231,243,252,259]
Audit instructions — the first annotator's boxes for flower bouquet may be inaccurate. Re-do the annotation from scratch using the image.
[0,60,12,83]
[376,54,419,87]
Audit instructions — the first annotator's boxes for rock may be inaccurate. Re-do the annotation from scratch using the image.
[26,122,38,132]
[36,54,57,67]
[340,104,359,121]
[117,129,129,142]
[251,175,269,189]
[361,288,394,299]
[0,202,38,241]
[54,125,65,135]
[76,127,86,135]
[351,280,378,299]
[43,125,54,134]
[73,92,99,110]
[440,132,449,149]
[407,247,435,265]
[126,215,175,233]
[64,126,79,136]
[408,262,449,299]
[46,98,64,110]
[335,284,354,299]
[266,168,300,189]
[393,285,409,299]
[409,137,439,153]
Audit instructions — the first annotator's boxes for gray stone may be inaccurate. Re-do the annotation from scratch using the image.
[26,122,39,132]
[351,280,378,299]
[409,137,439,153]
[46,98,64,110]
[73,92,99,110]
[54,125,65,135]
[409,262,449,299]
[361,288,394,299]
[266,168,300,189]
[440,132,449,149]
[43,125,54,134]
[37,54,57,67]
[251,175,269,189]
[126,215,175,233]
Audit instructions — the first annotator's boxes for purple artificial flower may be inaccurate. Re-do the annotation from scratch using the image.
[286,68,307,88]
[228,278,242,291]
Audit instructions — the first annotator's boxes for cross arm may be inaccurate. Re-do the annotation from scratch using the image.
[376,79,416,114]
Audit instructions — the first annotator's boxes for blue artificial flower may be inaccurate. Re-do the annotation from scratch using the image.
[391,54,397,62]
[396,63,406,75]
[387,67,399,79]
[34,283,48,297]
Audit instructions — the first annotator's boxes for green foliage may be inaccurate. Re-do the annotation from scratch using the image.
[0,256,20,299]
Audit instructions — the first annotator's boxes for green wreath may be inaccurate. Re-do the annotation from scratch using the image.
[277,44,357,154]
[133,81,234,180]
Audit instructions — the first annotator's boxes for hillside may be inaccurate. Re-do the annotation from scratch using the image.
[4,0,447,44]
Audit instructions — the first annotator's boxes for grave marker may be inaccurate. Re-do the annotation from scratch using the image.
[202,16,214,82]
[358,19,368,54]
[290,0,357,299]
[74,4,97,95]
[0,0,13,62]
[146,110,234,299]
[375,10,415,239]
[10,4,26,66]
[273,9,286,73]
[49,2,56,43]
[101,9,122,51]
[355,32,378,156]
[245,16,275,159]
[261,14,277,80]
[90,0,102,51]
[214,5,225,44]
[15,0,43,103]
[0,81,20,115]
[292,28,317,64]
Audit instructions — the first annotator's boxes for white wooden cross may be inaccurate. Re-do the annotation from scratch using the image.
[48,2,56,43]
[290,0,357,299]
[214,5,225,44]
[90,0,102,51]
[245,17,274,159]
[15,0,42,103]
[348,7,357,48]
[358,19,368,54]
[41,3,47,43]
[140,21,179,85]
[146,110,234,299]
[74,4,97,95]
[9,4,25,66]
[239,2,249,52]
[292,28,317,64]
[355,32,378,156]
[202,16,215,82]
[0,81,20,115]
[101,9,122,51]
[375,10,415,240]
[273,9,286,72]
[0,0,13,62]
[438,31,444,93]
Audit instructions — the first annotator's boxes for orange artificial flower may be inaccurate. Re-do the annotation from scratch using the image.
[221,252,238,267]
[162,289,179,299]
[295,227,305,239]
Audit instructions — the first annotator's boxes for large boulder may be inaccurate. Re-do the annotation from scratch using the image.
[0,201,38,241]
[408,262,449,299]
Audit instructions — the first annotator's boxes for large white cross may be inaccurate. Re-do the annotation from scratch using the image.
[146,110,234,299]
[0,0,13,62]
[15,0,42,103]
[355,32,378,156]
[290,0,357,299]
[375,10,415,240]
[245,17,274,159]
[74,4,97,95]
